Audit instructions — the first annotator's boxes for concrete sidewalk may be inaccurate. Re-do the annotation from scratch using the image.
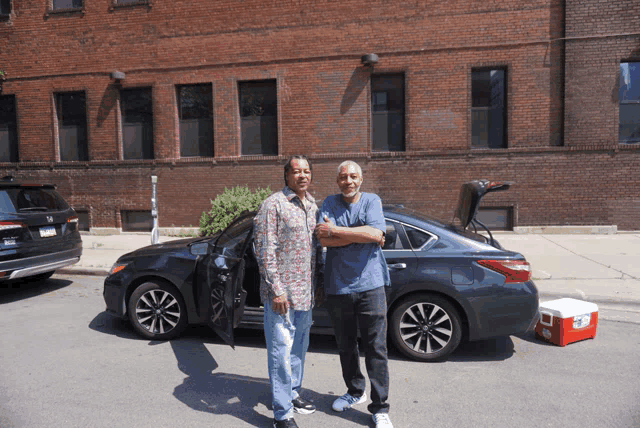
[59,231,640,305]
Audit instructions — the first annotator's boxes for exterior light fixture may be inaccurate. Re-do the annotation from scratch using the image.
[110,71,126,81]
[361,54,379,66]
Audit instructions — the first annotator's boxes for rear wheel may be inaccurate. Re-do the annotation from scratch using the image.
[128,281,187,340]
[389,294,462,362]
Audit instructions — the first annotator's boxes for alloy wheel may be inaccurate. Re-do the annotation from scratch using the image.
[399,302,454,355]
[134,289,181,335]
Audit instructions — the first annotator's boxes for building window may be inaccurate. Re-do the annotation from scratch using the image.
[0,0,11,15]
[56,92,88,161]
[178,84,213,157]
[471,68,507,148]
[620,62,640,144]
[121,87,154,160]
[0,95,19,163]
[239,80,278,156]
[121,210,152,232]
[75,209,90,231]
[371,74,405,152]
[52,0,82,10]
[477,207,513,231]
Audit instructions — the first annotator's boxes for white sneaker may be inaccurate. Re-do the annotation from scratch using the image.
[372,412,393,428]
[331,392,367,412]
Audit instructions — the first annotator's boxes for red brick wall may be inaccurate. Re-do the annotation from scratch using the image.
[1,0,639,230]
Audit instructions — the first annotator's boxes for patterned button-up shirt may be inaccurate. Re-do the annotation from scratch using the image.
[253,186,321,311]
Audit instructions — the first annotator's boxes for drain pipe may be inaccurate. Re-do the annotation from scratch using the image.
[151,175,159,245]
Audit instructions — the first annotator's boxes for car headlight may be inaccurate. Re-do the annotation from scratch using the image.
[109,262,130,275]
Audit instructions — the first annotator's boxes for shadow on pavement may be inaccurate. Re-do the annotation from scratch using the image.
[88,311,144,340]
[447,336,516,362]
[0,277,72,304]
[170,337,371,428]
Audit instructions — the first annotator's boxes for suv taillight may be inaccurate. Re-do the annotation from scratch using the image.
[0,221,26,231]
[67,216,79,224]
[0,221,26,239]
[476,259,532,283]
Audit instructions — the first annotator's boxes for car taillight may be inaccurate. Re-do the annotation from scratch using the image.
[477,259,532,283]
[67,216,79,224]
[0,221,26,231]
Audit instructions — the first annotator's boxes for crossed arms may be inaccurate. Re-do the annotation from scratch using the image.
[315,215,384,247]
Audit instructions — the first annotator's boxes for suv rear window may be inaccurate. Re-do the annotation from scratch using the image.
[0,188,71,213]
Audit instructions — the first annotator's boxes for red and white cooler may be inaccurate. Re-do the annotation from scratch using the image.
[535,298,598,346]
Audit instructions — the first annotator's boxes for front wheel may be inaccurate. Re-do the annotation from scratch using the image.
[389,294,462,362]
[128,281,187,340]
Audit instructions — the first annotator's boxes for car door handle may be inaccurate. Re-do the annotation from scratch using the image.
[388,263,407,270]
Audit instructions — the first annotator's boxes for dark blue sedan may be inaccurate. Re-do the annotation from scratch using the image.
[103,180,539,362]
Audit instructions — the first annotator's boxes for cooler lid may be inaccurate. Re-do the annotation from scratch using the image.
[539,298,598,318]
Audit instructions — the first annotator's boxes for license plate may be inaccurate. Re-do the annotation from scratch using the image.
[39,226,57,238]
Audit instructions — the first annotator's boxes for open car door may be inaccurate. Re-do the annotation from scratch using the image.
[201,212,254,348]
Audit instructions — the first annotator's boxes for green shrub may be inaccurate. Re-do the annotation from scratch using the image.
[199,185,272,236]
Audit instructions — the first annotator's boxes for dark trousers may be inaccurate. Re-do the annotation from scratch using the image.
[325,286,390,414]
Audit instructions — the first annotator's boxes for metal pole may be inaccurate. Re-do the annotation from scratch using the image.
[151,175,159,245]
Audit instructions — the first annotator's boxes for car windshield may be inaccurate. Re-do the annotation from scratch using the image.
[214,214,254,258]
[0,187,70,213]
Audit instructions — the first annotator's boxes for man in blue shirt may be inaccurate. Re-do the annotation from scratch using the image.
[315,160,393,428]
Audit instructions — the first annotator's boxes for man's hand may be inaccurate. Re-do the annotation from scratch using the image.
[271,294,289,315]
[315,215,333,239]
[378,234,385,247]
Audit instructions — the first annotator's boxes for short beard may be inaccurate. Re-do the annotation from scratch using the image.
[342,185,361,198]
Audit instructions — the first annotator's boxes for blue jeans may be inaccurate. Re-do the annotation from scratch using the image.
[263,300,313,421]
[325,286,390,414]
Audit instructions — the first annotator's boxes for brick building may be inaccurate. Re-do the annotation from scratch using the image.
[0,0,639,232]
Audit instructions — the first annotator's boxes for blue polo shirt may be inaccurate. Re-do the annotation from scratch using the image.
[319,192,390,295]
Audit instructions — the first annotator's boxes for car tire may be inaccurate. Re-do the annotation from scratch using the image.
[389,294,462,362]
[128,281,187,341]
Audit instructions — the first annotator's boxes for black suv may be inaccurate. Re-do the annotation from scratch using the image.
[0,176,82,281]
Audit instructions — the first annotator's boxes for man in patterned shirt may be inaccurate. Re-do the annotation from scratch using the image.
[253,155,322,428]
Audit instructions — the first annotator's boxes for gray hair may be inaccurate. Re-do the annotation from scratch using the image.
[337,160,362,177]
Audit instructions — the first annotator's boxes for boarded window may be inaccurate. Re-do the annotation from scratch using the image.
[75,209,90,231]
[178,84,213,157]
[239,80,278,156]
[472,69,507,148]
[122,210,152,232]
[0,95,19,163]
[121,88,154,160]
[371,74,405,152]
[56,92,88,161]
[620,62,640,144]
[477,207,513,230]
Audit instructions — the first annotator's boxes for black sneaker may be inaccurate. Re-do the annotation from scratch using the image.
[273,418,299,428]
[292,396,317,414]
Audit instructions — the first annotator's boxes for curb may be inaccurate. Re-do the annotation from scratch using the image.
[57,268,110,277]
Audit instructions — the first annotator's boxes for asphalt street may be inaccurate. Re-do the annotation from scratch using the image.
[0,275,639,428]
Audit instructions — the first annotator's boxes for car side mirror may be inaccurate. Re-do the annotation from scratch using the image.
[189,242,209,256]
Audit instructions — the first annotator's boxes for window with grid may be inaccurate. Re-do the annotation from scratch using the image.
[0,95,19,163]
[471,68,506,148]
[239,80,278,156]
[121,87,154,160]
[56,92,88,161]
[178,84,213,157]
[371,74,405,152]
[620,62,640,144]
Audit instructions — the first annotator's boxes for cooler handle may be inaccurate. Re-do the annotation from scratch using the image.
[539,311,553,326]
